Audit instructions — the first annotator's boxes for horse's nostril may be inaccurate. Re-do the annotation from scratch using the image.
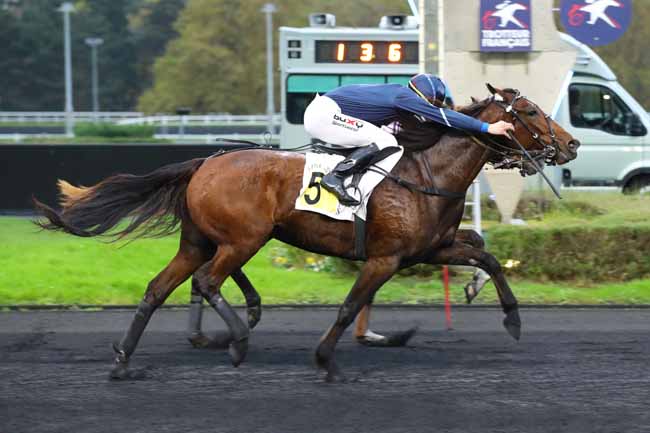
[568,140,580,151]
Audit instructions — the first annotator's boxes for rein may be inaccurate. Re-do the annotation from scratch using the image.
[467,92,563,198]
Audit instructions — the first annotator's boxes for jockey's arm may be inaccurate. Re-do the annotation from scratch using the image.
[394,89,513,136]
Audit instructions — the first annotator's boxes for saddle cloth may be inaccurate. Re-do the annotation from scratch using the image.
[294,146,404,221]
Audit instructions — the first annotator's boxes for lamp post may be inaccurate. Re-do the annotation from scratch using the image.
[58,2,75,137]
[261,3,276,135]
[84,37,104,119]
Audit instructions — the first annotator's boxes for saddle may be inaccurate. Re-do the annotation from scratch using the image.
[312,142,402,165]
[311,142,358,157]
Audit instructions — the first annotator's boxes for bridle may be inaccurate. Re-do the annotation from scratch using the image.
[495,90,559,164]
[473,90,563,198]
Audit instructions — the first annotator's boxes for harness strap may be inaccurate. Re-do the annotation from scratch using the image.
[368,166,466,199]
[354,215,366,260]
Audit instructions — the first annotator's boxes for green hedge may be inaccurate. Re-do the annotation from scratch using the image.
[271,224,650,283]
[74,122,155,138]
[487,224,650,282]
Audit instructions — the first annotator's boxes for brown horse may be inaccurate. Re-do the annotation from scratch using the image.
[34,85,579,382]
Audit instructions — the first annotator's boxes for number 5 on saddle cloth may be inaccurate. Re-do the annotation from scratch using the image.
[294,145,404,258]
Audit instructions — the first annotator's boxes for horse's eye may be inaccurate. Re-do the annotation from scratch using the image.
[527,110,537,116]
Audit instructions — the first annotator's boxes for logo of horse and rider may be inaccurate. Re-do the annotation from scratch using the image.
[482,0,530,30]
[561,0,631,46]
[482,0,631,46]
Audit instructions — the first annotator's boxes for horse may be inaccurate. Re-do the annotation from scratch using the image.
[34,85,579,382]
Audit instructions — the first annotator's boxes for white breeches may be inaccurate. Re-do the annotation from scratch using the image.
[303,94,398,150]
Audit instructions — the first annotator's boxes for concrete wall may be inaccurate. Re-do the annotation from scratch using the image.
[443,0,576,112]
[440,0,577,195]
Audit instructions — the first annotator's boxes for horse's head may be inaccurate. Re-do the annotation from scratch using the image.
[482,83,580,175]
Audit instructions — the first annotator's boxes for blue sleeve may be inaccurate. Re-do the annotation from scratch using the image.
[394,88,489,133]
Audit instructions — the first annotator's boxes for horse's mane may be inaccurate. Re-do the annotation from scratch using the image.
[395,97,492,152]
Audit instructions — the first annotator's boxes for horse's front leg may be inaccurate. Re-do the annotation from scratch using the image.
[353,229,490,346]
[315,256,401,382]
[425,241,521,340]
[454,230,491,304]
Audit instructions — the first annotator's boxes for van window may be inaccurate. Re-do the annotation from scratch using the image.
[568,84,646,136]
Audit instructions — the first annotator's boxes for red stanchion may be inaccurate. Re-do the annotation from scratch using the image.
[443,265,452,330]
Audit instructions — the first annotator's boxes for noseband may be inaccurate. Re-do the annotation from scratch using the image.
[473,91,563,198]
[495,90,559,165]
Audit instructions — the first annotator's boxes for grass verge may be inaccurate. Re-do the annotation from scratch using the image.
[1,217,649,305]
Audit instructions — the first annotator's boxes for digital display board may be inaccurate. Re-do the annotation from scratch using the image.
[315,41,418,64]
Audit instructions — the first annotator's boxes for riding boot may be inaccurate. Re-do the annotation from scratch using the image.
[321,144,381,206]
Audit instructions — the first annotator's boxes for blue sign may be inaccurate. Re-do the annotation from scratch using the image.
[480,0,532,52]
[560,0,632,46]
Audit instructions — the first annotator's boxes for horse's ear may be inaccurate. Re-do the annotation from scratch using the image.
[486,83,498,95]
[471,96,479,103]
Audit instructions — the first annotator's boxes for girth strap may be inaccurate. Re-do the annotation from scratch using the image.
[354,215,366,260]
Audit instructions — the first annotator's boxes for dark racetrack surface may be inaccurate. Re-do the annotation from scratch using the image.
[1,307,649,433]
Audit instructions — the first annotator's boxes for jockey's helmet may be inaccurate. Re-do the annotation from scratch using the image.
[408,73,447,107]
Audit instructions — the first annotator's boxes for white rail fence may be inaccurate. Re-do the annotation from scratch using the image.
[0,112,281,126]
[116,114,281,127]
[0,112,282,143]
[0,112,142,123]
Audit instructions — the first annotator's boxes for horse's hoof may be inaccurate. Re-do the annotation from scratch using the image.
[503,309,522,341]
[385,327,418,347]
[188,333,213,348]
[325,368,347,384]
[228,337,249,367]
[314,349,328,371]
[247,304,262,330]
[189,331,232,349]
[464,282,477,304]
[109,361,130,380]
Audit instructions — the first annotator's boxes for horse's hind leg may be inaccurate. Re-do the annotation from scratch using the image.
[231,268,262,330]
[425,242,521,340]
[193,242,264,367]
[187,267,261,349]
[110,226,207,379]
[315,256,400,382]
[187,274,231,349]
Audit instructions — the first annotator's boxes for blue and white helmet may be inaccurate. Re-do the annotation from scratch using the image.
[408,73,447,107]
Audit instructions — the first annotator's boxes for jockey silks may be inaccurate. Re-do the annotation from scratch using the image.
[303,94,399,150]
[325,84,489,133]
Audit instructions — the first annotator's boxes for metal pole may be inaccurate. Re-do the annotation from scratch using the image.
[473,179,482,236]
[419,0,439,75]
[59,2,75,137]
[443,265,452,330]
[91,45,98,113]
[261,3,276,135]
[85,37,104,119]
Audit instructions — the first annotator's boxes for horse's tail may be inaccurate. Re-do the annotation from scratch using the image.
[33,158,206,239]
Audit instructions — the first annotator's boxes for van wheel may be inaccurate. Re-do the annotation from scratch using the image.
[623,175,650,194]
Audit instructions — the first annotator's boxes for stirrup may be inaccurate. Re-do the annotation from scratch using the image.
[321,173,360,206]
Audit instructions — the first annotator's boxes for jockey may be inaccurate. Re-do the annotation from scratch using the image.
[303,73,514,206]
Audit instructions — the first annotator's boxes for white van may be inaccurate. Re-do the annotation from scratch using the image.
[556,33,649,193]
